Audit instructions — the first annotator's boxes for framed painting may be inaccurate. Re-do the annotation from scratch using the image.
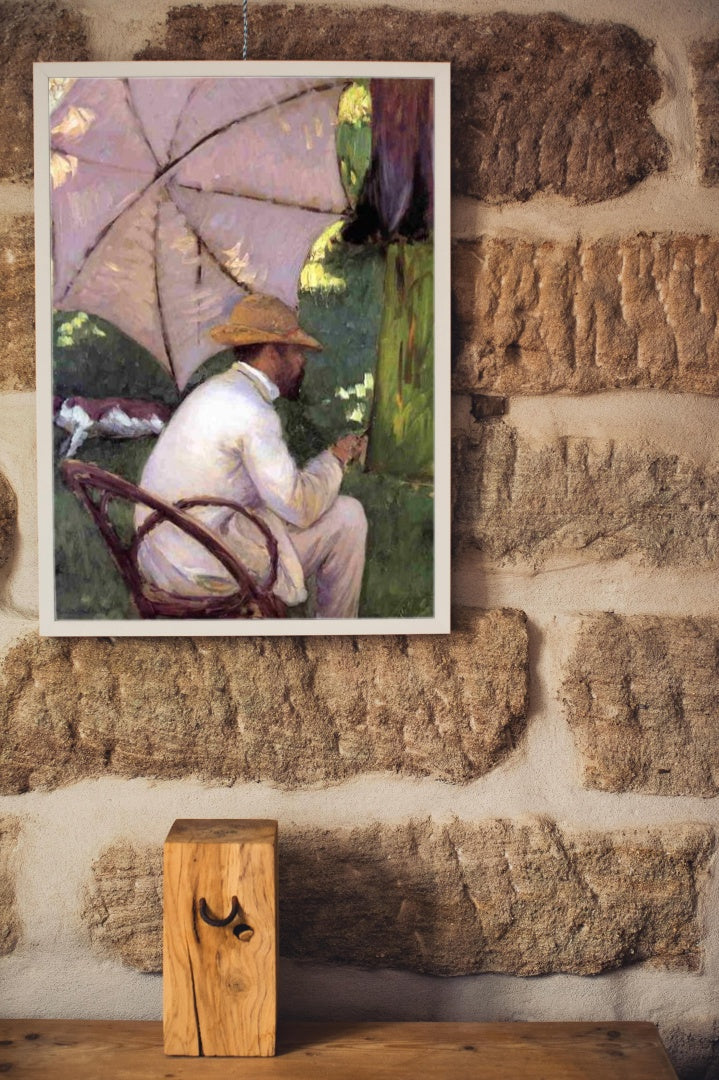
[34,61,450,636]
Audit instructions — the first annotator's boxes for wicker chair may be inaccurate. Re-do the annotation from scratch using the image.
[61,459,285,619]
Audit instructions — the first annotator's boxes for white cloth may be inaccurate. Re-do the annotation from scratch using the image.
[135,363,348,607]
[234,361,279,402]
[289,495,367,617]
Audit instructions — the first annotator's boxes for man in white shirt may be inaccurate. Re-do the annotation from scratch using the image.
[135,294,367,618]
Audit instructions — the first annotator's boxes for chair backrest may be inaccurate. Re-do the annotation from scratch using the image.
[60,459,280,618]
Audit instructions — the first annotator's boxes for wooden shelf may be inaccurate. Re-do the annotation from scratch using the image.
[0,1019,678,1078]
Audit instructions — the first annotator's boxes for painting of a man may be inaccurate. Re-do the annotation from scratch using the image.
[136,294,368,618]
[37,63,449,634]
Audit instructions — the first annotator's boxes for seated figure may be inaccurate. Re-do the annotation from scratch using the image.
[135,294,368,619]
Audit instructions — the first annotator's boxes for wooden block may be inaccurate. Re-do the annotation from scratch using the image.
[163,819,278,1057]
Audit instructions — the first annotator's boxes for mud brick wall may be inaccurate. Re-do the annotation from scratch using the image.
[1,1,719,1078]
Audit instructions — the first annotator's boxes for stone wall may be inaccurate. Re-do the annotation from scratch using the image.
[1,1,719,1077]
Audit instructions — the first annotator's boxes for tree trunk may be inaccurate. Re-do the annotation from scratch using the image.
[366,241,434,479]
[344,79,433,244]
[343,78,435,479]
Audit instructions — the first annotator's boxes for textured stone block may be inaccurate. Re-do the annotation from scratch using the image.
[0,2,89,182]
[453,423,719,568]
[0,818,20,956]
[564,615,719,796]
[453,236,719,396]
[0,609,528,794]
[84,818,714,976]
[138,7,668,204]
[82,842,160,973]
[0,216,35,392]
[0,468,17,571]
[691,39,719,186]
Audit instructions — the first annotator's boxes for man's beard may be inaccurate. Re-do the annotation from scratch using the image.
[283,369,305,401]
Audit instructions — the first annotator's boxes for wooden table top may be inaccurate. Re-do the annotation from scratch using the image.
[0,1019,679,1078]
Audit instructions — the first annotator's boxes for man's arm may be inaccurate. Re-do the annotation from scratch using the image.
[241,407,344,529]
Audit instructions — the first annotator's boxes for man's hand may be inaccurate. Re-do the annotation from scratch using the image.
[331,433,368,466]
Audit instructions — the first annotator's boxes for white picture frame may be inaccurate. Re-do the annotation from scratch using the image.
[34,60,451,636]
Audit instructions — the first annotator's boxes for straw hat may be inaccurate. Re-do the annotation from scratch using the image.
[210,294,322,350]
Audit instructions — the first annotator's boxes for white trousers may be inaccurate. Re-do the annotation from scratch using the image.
[288,495,367,618]
[137,494,367,619]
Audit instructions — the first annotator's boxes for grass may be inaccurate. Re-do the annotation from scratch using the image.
[54,432,148,620]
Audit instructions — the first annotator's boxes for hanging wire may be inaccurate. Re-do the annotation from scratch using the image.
[243,0,248,59]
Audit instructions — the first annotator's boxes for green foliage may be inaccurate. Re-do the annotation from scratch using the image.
[55,311,107,348]
[53,430,150,619]
[53,311,179,406]
[367,242,434,479]
[336,81,372,204]
[285,233,386,463]
[337,82,371,127]
[343,469,433,617]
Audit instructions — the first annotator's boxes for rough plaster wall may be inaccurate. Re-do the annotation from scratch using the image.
[1,1,719,1078]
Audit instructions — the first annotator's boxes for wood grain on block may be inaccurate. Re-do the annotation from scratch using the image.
[163,819,277,1057]
[0,216,35,392]
[85,818,713,977]
[0,1020,680,1079]
[0,2,89,181]
[453,236,719,396]
[691,39,719,186]
[453,424,719,568]
[138,7,668,204]
[0,610,528,794]
[564,615,719,796]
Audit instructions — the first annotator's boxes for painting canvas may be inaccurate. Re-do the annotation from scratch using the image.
[34,61,450,636]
